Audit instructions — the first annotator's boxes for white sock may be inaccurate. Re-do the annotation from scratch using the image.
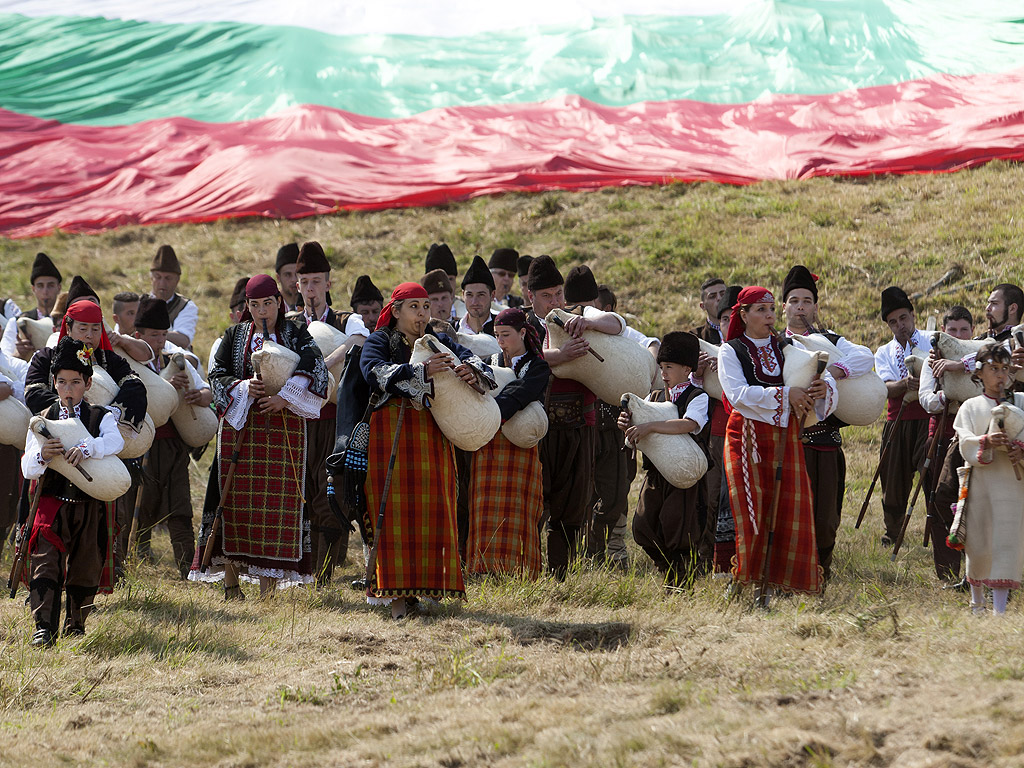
[970,583,986,610]
[993,588,1010,614]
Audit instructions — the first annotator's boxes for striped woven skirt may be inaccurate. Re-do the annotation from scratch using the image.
[724,410,822,595]
[365,400,465,600]
[191,408,312,583]
[466,432,544,578]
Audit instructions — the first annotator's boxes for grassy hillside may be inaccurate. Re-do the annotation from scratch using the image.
[3,163,1024,768]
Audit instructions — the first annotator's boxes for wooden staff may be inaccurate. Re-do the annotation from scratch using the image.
[7,480,44,598]
[922,397,951,548]
[549,314,605,362]
[200,318,268,571]
[892,398,949,558]
[364,397,407,587]
[756,357,827,608]
[426,338,487,394]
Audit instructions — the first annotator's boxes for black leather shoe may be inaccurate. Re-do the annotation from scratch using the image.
[64,626,85,637]
[30,628,55,648]
[350,578,368,591]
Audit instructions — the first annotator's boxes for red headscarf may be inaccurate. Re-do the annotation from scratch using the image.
[375,282,428,331]
[240,273,285,324]
[58,299,112,351]
[725,286,775,342]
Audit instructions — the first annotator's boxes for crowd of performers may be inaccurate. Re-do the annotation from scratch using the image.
[2,244,1023,647]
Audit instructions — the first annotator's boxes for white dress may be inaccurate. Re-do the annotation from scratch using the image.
[955,392,1024,589]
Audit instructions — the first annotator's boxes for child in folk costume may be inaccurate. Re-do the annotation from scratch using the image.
[620,332,710,587]
[132,297,212,578]
[466,307,549,578]
[718,287,837,602]
[193,274,328,600]
[360,283,494,619]
[952,342,1024,615]
[20,339,125,647]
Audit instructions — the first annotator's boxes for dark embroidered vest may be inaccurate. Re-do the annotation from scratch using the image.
[39,401,108,503]
[726,336,786,387]
[165,293,189,325]
[642,385,709,472]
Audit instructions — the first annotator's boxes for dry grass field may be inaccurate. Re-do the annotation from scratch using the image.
[3,163,1024,767]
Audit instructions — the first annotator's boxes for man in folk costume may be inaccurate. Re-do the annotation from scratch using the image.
[0,359,21,559]
[921,306,974,586]
[562,265,658,565]
[146,245,198,350]
[452,255,500,552]
[620,331,710,587]
[351,275,385,333]
[517,255,534,306]
[696,285,743,573]
[192,275,328,599]
[2,252,62,362]
[425,242,466,322]
[466,307,549,577]
[489,248,524,311]
[275,243,301,313]
[458,255,499,336]
[782,265,874,580]
[286,241,369,585]
[131,298,212,578]
[719,287,837,603]
[944,285,1024,379]
[692,278,728,346]
[874,286,932,546]
[528,256,626,578]
[20,338,125,647]
[422,269,458,333]
[359,283,492,618]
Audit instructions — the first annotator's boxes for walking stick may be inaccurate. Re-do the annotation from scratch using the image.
[126,453,151,558]
[892,399,948,558]
[856,342,920,529]
[200,319,268,572]
[364,398,407,587]
[756,357,827,608]
[855,397,907,528]
[7,480,44,598]
[922,398,951,548]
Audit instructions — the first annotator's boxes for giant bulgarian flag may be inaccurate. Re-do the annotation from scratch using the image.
[3,1,1024,237]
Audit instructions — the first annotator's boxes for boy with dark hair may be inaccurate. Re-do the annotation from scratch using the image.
[619,331,708,587]
[692,278,727,345]
[921,305,974,586]
[112,291,140,336]
[20,338,124,646]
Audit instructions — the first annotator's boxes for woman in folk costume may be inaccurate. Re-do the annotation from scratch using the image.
[359,282,494,619]
[193,274,328,600]
[952,342,1024,616]
[718,287,837,603]
[621,331,710,588]
[466,307,549,578]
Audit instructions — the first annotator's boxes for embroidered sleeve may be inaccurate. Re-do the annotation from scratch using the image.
[21,428,48,479]
[813,371,839,421]
[962,353,976,374]
[224,379,253,430]
[372,361,434,408]
[977,434,993,464]
[832,335,874,378]
[280,374,326,419]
